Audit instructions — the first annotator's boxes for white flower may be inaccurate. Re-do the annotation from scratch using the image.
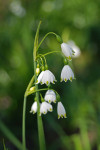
[36,71,45,84]
[44,90,56,103]
[30,101,37,114]
[57,102,67,119]
[61,65,74,82]
[40,102,53,115]
[61,43,74,60]
[68,40,81,58]
[37,70,56,85]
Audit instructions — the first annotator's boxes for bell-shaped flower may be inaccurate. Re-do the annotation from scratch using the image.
[67,40,81,58]
[61,43,74,60]
[61,65,74,82]
[30,101,37,114]
[57,102,67,119]
[40,102,53,115]
[44,90,56,103]
[36,71,45,84]
[37,70,56,86]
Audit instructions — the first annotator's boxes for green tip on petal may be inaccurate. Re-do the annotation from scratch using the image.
[67,56,71,61]
[54,100,56,103]
[46,81,49,85]
[49,100,51,103]
[33,111,35,114]
[53,81,55,84]
[61,114,63,118]
[58,115,60,119]
[70,77,72,82]
[66,56,71,61]
[43,111,46,114]
[64,114,67,118]
[60,78,63,82]
[40,82,43,84]
[49,108,52,112]
[36,80,38,83]
[64,78,67,82]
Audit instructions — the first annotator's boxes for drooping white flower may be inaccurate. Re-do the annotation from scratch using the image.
[68,40,81,58]
[40,102,53,115]
[57,102,67,119]
[36,71,45,84]
[61,43,74,60]
[44,90,56,103]
[37,70,56,85]
[42,70,56,85]
[61,65,74,82]
[30,101,37,114]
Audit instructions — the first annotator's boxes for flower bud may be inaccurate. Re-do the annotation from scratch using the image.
[56,35,63,44]
[42,66,45,71]
[29,86,35,92]
[37,63,39,68]
[36,68,40,75]
[56,93,60,101]
[64,58,68,65]
[45,64,48,70]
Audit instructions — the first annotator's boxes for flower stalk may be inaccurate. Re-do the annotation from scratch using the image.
[22,75,35,150]
[22,20,75,150]
[22,96,27,150]
[33,21,46,150]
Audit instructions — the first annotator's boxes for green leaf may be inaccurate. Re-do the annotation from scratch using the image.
[3,139,7,150]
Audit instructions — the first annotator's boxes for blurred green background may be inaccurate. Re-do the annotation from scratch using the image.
[0,0,100,149]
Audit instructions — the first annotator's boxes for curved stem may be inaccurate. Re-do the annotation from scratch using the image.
[37,54,47,67]
[35,88,49,92]
[22,96,27,150]
[26,88,49,97]
[39,56,44,66]
[36,51,61,60]
[24,75,35,97]
[43,51,61,56]
[38,32,57,50]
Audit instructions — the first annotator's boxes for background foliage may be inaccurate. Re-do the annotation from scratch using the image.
[0,0,100,149]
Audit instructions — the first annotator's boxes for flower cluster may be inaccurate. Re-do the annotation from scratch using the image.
[30,90,67,119]
[30,35,75,119]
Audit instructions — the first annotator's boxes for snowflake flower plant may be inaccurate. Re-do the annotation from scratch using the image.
[23,21,76,150]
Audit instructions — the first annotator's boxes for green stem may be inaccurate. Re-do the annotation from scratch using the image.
[0,120,23,150]
[33,21,46,150]
[38,54,47,65]
[26,88,49,97]
[43,51,61,56]
[38,32,57,50]
[22,96,27,150]
[24,75,35,97]
[34,60,46,150]
[26,87,60,98]
[22,75,35,149]
[72,135,83,150]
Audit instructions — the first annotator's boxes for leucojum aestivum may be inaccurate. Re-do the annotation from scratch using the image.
[22,21,75,150]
